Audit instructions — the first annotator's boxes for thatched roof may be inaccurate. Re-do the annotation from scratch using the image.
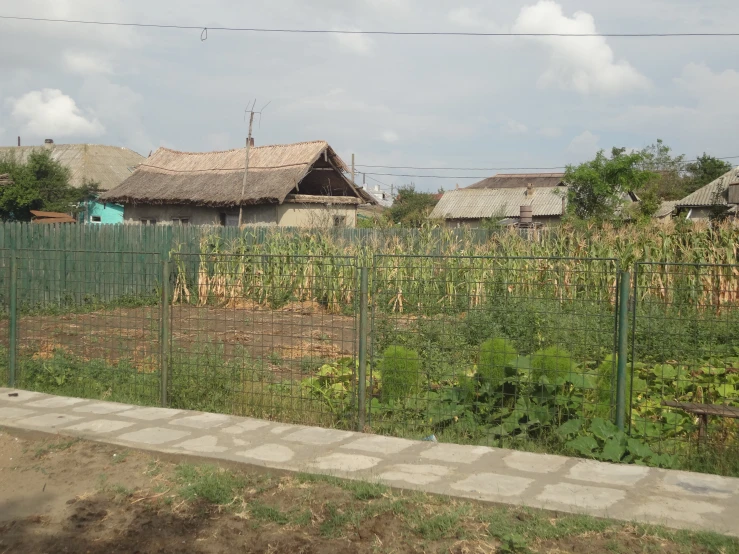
[0,173,13,187]
[467,173,566,190]
[0,144,144,191]
[100,141,374,207]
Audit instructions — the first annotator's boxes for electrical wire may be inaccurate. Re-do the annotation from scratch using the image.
[2,15,739,38]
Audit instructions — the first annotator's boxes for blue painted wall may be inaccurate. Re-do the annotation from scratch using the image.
[81,200,124,224]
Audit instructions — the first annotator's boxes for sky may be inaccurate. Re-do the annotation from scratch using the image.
[0,0,738,193]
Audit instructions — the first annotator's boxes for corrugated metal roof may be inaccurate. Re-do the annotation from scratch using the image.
[429,187,567,220]
[0,144,145,191]
[677,167,739,208]
[467,173,566,190]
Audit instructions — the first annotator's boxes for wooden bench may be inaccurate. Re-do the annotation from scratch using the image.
[661,401,739,441]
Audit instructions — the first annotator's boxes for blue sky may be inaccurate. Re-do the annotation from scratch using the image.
[0,0,738,193]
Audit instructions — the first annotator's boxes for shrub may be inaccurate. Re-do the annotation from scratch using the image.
[379,346,422,403]
[478,338,517,386]
[531,346,573,383]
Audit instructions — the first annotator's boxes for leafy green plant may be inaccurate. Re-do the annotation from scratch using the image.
[531,346,574,383]
[479,338,517,386]
[379,346,422,403]
[300,359,355,417]
[557,418,677,468]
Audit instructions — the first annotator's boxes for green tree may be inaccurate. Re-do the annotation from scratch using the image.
[388,185,440,227]
[0,150,93,221]
[685,154,733,194]
[639,139,685,200]
[564,149,654,221]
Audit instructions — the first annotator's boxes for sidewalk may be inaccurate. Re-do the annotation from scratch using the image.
[1,387,737,537]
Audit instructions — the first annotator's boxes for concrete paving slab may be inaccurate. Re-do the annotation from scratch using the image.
[421,444,493,464]
[633,496,724,526]
[16,413,83,429]
[341,435,415,455]
[0,390,43,402]
[174,436,230,454]
[169,413,232,429]
[311,453,382,472]
[222,419,270,434]
[504,451,569,474]
[236,444,295,463]
[26,397,87,409]
[117,427,190,445]
[119,407,183,421]
[379,464,450,485]
[65,420,136,434]
[660,470,739,498]
[451,473,534,499]
[537,482,626,511]
[0,407,36,421]
[283,427,354,446]
[2,389,738,537]
[73,402,134,415]
[568,460,651,486]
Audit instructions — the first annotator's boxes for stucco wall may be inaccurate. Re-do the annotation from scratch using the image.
[277,204,357,228]
[122,204,278,226]
[122,203,357,227]
[84,201,124,224]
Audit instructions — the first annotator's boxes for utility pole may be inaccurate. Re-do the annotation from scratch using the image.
[351,153,355,187]
[238,111,255,228]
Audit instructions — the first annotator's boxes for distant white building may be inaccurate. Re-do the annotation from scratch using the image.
[361,184,393,208]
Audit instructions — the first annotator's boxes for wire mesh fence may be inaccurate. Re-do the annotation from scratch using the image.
[366,255,620,449]
[630,262,739,474]
[4,249,163,405]
[166,253,358,427]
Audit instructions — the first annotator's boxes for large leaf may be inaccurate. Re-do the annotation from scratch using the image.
[716,384,738,399]
[566,436,598,457]
[556,418,583,438]
[652,364,678,380]
[590,418,619,441]
[599,437,626,462]
[627,438,654,460]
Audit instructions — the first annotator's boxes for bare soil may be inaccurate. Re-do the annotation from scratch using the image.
[4,303,356,373]
[1,430,735,554]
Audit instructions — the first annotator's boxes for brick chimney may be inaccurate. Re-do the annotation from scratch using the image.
[43,139,54,149]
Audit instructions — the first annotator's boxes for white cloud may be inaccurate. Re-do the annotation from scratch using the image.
[448,7,498,30]
[504,119,528,134]
[538,127,562,138]
[9,89,104,137]
[333,29,374,55]
[675,62,739,109]
[382,130,400,143]
[567,130,600,159]
[63,51,113,75]
[513,1,649,94]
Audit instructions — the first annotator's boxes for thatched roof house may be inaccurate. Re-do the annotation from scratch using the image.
[101,140,375,227]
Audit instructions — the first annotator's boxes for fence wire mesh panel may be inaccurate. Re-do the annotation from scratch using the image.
[368,255,620,450]
[10,249,162,405]
[0,251,10,386]
[630,262,739,474]
[169,253,358,428]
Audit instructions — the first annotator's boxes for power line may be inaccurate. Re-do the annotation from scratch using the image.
[354,155,739,177]
[2,15,739,38]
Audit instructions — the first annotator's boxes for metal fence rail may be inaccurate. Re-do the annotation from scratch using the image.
[629,262,739,474]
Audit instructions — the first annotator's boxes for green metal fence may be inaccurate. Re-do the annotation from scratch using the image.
[3,246,739,475]
[629,262,739,474]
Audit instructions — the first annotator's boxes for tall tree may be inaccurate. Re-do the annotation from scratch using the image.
[639,139,686,200]
[388,185,440,227]
[0,149,92,221]
[564,149,654,221]
[684,154,733,192]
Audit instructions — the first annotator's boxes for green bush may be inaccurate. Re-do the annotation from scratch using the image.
[478,338,517,386]
[531,346,573,383]
[379,346,422,403]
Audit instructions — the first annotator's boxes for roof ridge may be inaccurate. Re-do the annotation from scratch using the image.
[155,140,329,157]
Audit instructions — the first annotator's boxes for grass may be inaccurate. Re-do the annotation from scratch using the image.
[33,439,79,459]
[104,458,739,554]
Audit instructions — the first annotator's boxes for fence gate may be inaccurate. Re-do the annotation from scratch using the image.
[629,262,739,471]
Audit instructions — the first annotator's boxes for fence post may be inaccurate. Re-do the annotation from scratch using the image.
[8,255,17,388]
[357,266,369,432]
[160,260,171,407]
[616,270,630,431]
